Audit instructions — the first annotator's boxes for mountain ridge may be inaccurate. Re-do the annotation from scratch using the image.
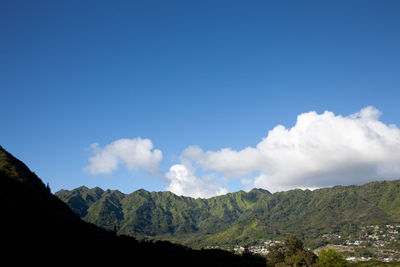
[56,179,400,248]
[0,145,265,266]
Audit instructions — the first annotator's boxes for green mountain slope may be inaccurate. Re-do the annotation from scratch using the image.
[57,178,400,248]
[56,187,269,239]
[0,145,264,266]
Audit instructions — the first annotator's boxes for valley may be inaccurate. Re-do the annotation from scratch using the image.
[56,179,400,263]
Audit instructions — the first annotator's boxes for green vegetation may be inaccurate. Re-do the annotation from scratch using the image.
[4,143,400,266]
[56,177,400,249]
[0,145,265,266]
[266,235,317,266]
[316,248,347,267]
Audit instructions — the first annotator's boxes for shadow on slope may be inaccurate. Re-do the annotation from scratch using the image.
[0,146,264,266]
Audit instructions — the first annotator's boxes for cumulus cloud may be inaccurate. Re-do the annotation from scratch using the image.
[85,137,162,176]
[183,106,400,192]
[165,163,228,198]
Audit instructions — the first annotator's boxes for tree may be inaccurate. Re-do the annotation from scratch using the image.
[316,248,347,267]
[266,243,286,266]
[266,236,317,267]
[242,245,252,258]
[285,235,304,256]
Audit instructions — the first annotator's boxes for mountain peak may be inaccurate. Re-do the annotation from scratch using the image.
[92,186,104,192]
[0,145,48,192]
[76,185,90,191]
[249,188,271,195]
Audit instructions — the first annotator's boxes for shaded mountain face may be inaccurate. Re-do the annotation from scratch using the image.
[56,187,271,238]
[0,146,265,266]
[57,178,400,248]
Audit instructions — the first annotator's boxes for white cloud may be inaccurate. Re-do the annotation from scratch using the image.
[85,137,162,176]
[182,106,400,192]
[165,163,228,198]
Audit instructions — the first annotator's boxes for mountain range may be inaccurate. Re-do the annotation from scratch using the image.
[0,145,264,266]
[3,142,400,266]
[56,177,400,248]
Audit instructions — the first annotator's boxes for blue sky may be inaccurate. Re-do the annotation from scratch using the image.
[1,1,400,196]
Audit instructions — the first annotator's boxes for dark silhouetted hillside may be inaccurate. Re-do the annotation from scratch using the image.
[0,146,264,266]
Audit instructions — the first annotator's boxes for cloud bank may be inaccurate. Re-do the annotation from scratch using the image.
[84,137,227,198]
[85,137,162,176]
[165,163,228,198]
[183,106,400,192]
[84,107,400,197]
